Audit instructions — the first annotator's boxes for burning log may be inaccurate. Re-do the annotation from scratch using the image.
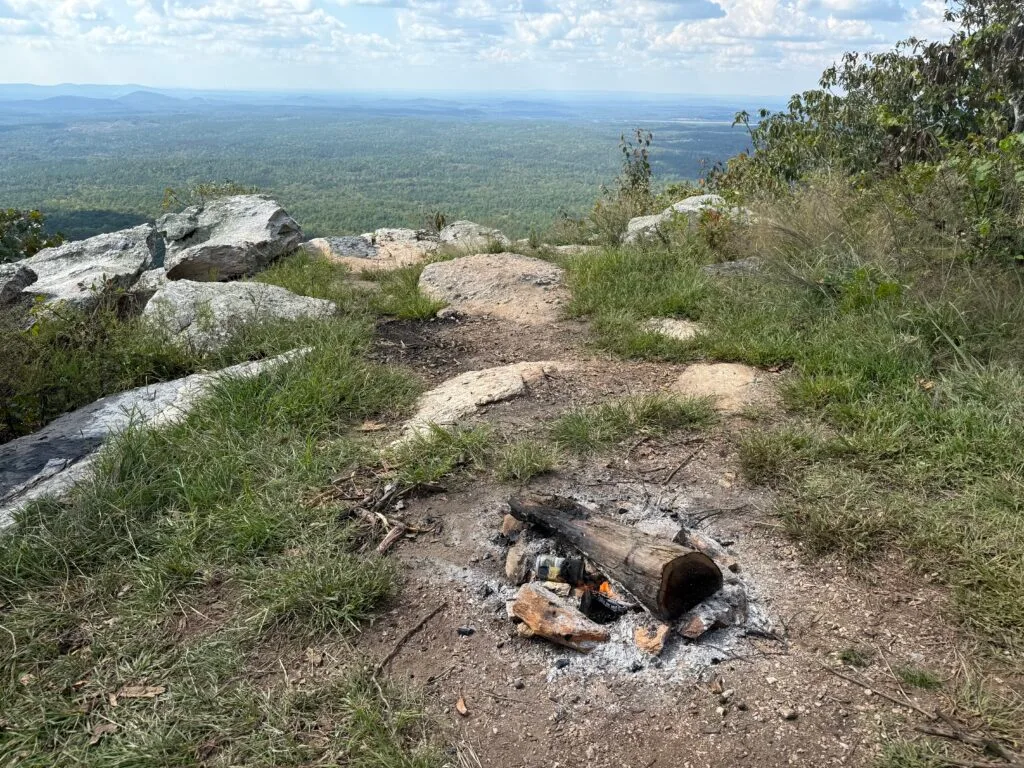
[508,495,723,622]
[511,583,610,652]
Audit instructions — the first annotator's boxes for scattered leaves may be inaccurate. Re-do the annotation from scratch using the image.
[455,696,469,717]
[89,722,118,745]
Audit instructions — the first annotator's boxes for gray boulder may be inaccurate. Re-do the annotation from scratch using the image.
[0,263,37,307]
[21,224,158,308]
[130,267,169,306]
[624,194,729,244]
[159,195,302,281]
[0,351,306,528]
[439,220,509,252]
[143,279,335,352]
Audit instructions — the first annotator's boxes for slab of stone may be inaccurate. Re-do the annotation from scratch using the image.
[0,263,37,307]
[624,194,731,244]
[21,224,158,308]
[643,318,704,342]
[159,195,302,281]
[401,361,568,439]
[144,279,335,352]
[303,228,440,273]
[670,362,776,414]
[419,253,567,325]
[438,220,509,252]
[0,351,305,528]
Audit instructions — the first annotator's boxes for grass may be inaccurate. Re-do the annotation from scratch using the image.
[551,393,715,455]
[896,666,944,690]
[385,424,494,487]
[367,264,447,320]
[496,439,561,483]
[560,181,1024,647]
[0,251,453,767]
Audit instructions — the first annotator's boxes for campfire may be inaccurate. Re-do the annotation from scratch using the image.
[500,494,755,659]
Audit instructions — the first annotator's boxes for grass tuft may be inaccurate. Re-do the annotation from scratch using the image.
[551,393,715,455]
[496,439,561,483]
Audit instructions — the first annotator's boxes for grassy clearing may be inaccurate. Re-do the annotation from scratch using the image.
[551,393,716,455]
[0,252,452,766]
[561,182,1024,648]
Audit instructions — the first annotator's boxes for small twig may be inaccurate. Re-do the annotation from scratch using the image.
[374,604,445,677]
[819,663,938,721]
[377,522,408,554]
[663,443,704,485]
[917,725,1023,765]
[481,688,528,704]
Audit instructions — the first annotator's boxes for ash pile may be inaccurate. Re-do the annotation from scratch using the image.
[497,494,775,674]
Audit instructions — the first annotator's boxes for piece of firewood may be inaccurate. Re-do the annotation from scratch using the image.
[673,528,740,572]
[511,583,610,652]
[508,495,723,621]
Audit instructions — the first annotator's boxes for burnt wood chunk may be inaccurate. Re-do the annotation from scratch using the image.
[508,494,723,621]
[511,583,610,652]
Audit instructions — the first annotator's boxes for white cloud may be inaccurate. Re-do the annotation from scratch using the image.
[0,0,951,94]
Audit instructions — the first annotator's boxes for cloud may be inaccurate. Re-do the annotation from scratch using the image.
[0,0,944,93]
[807,0,905,21]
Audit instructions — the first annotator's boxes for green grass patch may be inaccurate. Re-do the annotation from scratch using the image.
[551,393,715,455]
[496,439,561,483]
[385,424,494,487]
[896,666,943,690]
[368,265,447,321]
[0,298,444,766]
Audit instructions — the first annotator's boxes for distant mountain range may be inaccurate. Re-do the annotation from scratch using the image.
[0,83,779,123]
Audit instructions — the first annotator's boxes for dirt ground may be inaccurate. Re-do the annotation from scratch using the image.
[349,312,967,767]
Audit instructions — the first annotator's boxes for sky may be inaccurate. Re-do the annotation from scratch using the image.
[0,0,958,97]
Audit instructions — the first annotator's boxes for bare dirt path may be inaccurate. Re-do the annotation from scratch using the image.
[357,311,964,767]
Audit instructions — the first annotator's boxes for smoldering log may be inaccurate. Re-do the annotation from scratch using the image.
[507,494,723,622]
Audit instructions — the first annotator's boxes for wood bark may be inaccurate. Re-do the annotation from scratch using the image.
[511,582,610,652]
[508,494,723,621]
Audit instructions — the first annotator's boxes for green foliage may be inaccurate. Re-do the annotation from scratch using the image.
[0,114,749,242]
[0,300,201,444]
[590,129,657,245]
[369,264,448,320]
[551,394,715,455]
[0,208,63,263]
[707,1,1024,261]
[896,666,944,690]
[0,311,435,766]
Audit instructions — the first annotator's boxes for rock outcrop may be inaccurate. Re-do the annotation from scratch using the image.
[159,195,302,281]
[0,263,37,307]
[419,253,567,325]
[0,351,306,527]
[439,220,509,251]
[400,361,569,439]
[143,279,335,352]
[301,228,440,272]
[643,318,704,342]
[20,224,159,308]
[624,194,729,244]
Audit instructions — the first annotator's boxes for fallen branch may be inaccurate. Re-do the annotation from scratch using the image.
[819,663,937,721]
[917,725,1022,766]
[374,604,445,677]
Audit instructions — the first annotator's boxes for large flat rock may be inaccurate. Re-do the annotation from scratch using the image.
[0,351,305,528]
[159,195,302,281]
[143,279,335,352]
[20,224,158,308]
[419,253,568,325]
[670,363,777,413]
[438,220,509,252]
[401,361,569,439]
